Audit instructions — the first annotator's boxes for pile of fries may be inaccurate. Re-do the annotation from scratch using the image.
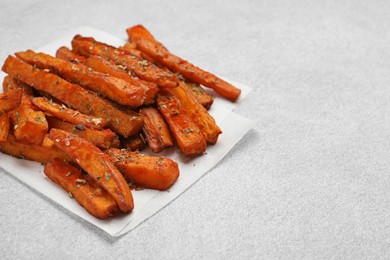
[0,25,241,219]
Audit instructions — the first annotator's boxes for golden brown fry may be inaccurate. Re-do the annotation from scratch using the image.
[157,90,206,157]
[16,50,147,107]
[0,112,10,142]
[127,25,241,101]
[106,148,180,190]
[2,56,143,137]
[0,88,22,112]
[32,97,107,130]
[0,134,70,163]
[48,128,134,213]
[71,35,179,88]
[139,107,173,153]
[47,116,120,149]
[55,46,86,64]
[168,84,222,144]
[44,159,119,219]
[84,56,158,105]
[121,133,147,151]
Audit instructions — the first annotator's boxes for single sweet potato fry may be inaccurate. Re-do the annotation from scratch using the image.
[127,25,241,101]
[44,159,119,219]
[121,133,146,151]
[157,90,206,157]
[47,116,120,149]
[84,56,158,105]
[0,112,10,142]
[2,56,142,137]
[55,46,86,64]
[16,50,147,107]
[0,134,70,163]
[168,84,222,144]
[106,148,179,190]
[139,107,173,153]
[32,97,107,130]
[0,88,22,112]
[71,35,179,88]
[48,129,134,213]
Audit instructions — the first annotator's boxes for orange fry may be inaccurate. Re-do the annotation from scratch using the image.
[16,50,148,107]
[157,90,206,157]
[32,97,107,130]
[168,84,222,144]
[127,25,241,101]
[55,46,86,64]
[47,116,120,149]
[139,107,173,153]
[122,133,147,151]
[44,159,119,219]
[0,134,70,163]
[71,35,179,88]
[2,56,143,137]
[106,148,180,190]
[84,56,158,105]
[48,128,134,213]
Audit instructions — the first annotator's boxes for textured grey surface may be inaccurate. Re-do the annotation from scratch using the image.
[1,0,390,259]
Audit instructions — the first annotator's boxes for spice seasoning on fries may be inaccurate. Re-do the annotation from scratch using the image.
[0,25,241,219]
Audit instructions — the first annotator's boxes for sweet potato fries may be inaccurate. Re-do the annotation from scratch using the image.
[0,25,241,220]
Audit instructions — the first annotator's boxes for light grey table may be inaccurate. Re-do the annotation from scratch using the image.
[1,0,390,258]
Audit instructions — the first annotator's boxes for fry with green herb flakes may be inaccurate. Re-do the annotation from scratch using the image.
[127,25,241,101]
[48,128,134,213]
[32,97,107,130]
[16,50,148,107]
[2,56,142,137]
[106,148,179,190]
[44,159,119,219]
[71,35,179,88]
[47,116,120,149]
[84,55,159,105]
[0,134,70,163]
[157,91,206,157]
[5,77,48,145]
[168,84,221,144]
[139,107,173,153]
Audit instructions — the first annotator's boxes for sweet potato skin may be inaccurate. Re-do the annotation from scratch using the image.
[157,91,206,157]
[106,148,179,190]
[127,25,241,101]
[139,107,173,153]
[44,159,119,219]
[16,50,147,107]
[47,116,120,149]
[2,56,142,137]
[71,35,179,88]
[48,129,134,213]
[0,134,70,163]
[32,97,107,130]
